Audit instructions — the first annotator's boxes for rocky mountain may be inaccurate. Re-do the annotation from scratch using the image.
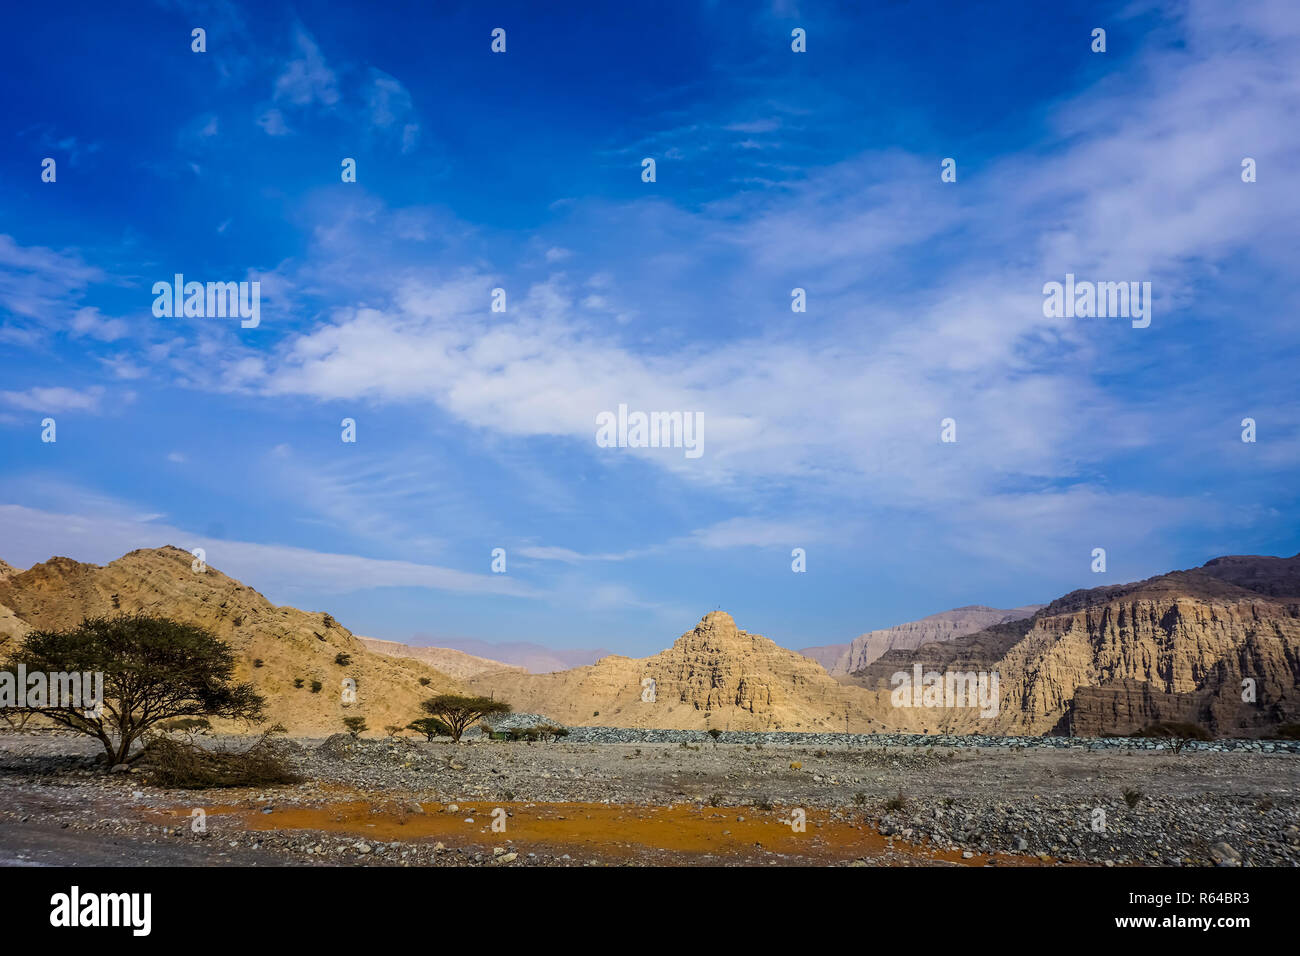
[800,604,1043,675]
[358,636,523,680]
[0,547,467,736]
[844,554,1300,737]
[4,545,1296,740]
[470,611,880,732]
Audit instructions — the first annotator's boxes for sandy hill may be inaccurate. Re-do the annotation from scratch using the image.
[358,636,522,680]
[799,604,1043,676]
[0,546,467,736]
[845,554,1300,737]
[470,611,886,732]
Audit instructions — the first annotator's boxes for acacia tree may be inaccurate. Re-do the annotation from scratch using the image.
[420,694,510,742]
[2,614,265,767]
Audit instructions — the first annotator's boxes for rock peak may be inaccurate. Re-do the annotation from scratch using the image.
[693,611,741,640]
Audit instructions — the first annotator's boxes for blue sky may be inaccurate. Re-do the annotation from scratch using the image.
[1,0,1297,656]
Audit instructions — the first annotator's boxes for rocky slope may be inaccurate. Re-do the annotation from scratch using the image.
[845,554,1300,737]
[358,637,522,680]
[0,547,467,736]
[800,605,1042,675]
[470,611,883,732]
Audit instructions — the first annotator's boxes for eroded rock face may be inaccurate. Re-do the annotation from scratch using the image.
[0,546,467,735]
[802,605,1041,676]
[845,555,1300,737]
[471,611,879,732]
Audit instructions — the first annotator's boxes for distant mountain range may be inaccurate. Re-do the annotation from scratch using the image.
[799,605,1044,675]
[2,546,1297,738]
[400,636,613,674]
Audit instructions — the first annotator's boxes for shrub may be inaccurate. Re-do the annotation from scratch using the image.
[159,717,212,735]
[334,653,352,667]
[418,677,431,686]
[1122,787,1143,808]
[140,727,299,789]
[1132,721,1213,753]
[293,678,305,689]
[884,792,907,812]
[310,680,322,693]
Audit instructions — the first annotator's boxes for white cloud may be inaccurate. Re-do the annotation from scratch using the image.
[273,27,339,107]
[256,108,290,136]
[0,386,105,414]
[365,69,420,153]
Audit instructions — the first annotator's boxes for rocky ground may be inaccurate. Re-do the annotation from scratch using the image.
[1,730,1296,867]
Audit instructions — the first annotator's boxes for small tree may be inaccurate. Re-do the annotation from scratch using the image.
[707,728,723,747]
[419,694,511,743]
[1135,721,1213,754]
[407,717,453,741]
[2,614,264,767]
[342,716,368,738]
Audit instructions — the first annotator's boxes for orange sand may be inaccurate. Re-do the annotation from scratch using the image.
[152,798,1055,866]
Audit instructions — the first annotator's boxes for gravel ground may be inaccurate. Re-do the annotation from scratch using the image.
[1,730,1296,867]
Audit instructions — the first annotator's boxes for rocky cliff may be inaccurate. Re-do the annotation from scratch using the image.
[801,604,1041,675]
[844,555,1300,736]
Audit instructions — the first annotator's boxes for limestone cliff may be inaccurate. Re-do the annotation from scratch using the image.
[845,555,1300,736]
